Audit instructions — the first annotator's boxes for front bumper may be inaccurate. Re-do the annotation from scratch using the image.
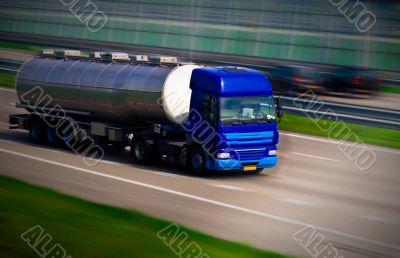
[206,156,277,171]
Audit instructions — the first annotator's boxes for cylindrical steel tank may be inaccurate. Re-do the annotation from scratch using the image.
[16,57,199,125]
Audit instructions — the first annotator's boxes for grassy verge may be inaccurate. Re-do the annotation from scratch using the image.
[0,175,291,258]
[380,85,400,94]
[279,114,400,149]
[0,73,16,88]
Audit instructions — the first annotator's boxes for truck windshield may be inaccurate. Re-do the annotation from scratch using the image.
[220,96,276,125]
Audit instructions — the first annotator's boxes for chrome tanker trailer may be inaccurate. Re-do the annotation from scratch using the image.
[10,50,282,174]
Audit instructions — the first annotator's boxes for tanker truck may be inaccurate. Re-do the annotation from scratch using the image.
[9,50,283,174]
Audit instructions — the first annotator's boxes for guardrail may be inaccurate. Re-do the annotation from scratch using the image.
[0,58,20,75]
[0,58,399,129]
[382,78,400,88]
[279,95,400,130]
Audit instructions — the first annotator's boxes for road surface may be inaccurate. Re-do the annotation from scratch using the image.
[0,87,399,258]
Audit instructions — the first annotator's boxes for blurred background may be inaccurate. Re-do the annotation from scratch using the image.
[1,0,399,68]
[0,1,400,258]
[1,0,400,98]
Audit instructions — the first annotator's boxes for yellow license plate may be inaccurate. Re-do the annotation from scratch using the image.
[355,89,369,93]
[244,165,257,171]
[306,85,319,89]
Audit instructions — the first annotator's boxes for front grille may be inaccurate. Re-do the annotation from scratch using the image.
[236,149,264,161]
[225,131,274,146]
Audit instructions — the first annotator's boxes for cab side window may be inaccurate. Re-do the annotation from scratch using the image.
[202,95,211,117]
[202,95,216,125]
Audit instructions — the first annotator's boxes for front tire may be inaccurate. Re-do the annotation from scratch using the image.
[188,145,206,175]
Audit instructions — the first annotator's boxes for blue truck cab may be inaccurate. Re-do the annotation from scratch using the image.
[185,66,282,173]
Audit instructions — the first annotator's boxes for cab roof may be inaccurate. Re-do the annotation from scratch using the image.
[190,66,273,96]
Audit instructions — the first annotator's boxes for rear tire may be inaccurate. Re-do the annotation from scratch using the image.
[29,118,45,144]
[131,137,148,164]
[45,126,61,146]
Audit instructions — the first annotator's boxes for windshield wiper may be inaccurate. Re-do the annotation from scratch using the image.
[242,118,275,124]
[222,119,246,125]
[234,120,246,125]
[257,119,275,124]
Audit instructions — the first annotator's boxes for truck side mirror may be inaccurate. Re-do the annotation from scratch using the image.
[278,110,284,119]
[275,97,283,120]
[209,96,216,125]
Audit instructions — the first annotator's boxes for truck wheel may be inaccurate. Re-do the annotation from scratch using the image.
[45,126,61,146]
[131,138,148,164]
[29,118,45,143]
[60,125,74,147]
[188,146,206,175]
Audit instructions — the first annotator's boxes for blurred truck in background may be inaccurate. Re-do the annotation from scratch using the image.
[268,65,325,95]
[323,67,379,96]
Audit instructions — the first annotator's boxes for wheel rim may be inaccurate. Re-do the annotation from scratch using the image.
[134,141,145,160]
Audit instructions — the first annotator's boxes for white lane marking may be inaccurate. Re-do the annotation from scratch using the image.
[0,87,15,92]
[213,184,243,191]
[151,171,176,177]
[99,160,122,166]
[0,148,399,251]
[361,215,389,223]
[9,102,15,106]
[289,152,342,163]
[0,139,119,166]
[281,132,400,155]
[43,148,68,154]
[284,199,313,206]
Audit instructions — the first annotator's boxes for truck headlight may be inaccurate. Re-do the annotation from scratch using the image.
[217,153,231,159]
[268,150,277,156]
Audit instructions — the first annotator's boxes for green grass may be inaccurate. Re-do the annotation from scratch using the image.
[380,85,400,94]
[0,73,16,88]
[279,114,400,149]
[0,40,44,52]
[0,175,291,258]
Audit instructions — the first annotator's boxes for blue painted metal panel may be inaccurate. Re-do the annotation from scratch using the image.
[225,131,274,140]
[219,123,277,134]
[226,139,273,146]
[190,66,273,97]
[206,156,277,171]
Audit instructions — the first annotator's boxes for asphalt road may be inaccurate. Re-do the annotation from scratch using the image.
[0,87,399,258]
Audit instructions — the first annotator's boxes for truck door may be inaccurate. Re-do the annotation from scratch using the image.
[202,95,217,126]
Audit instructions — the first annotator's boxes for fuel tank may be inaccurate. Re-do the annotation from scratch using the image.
[16,55,199,125]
